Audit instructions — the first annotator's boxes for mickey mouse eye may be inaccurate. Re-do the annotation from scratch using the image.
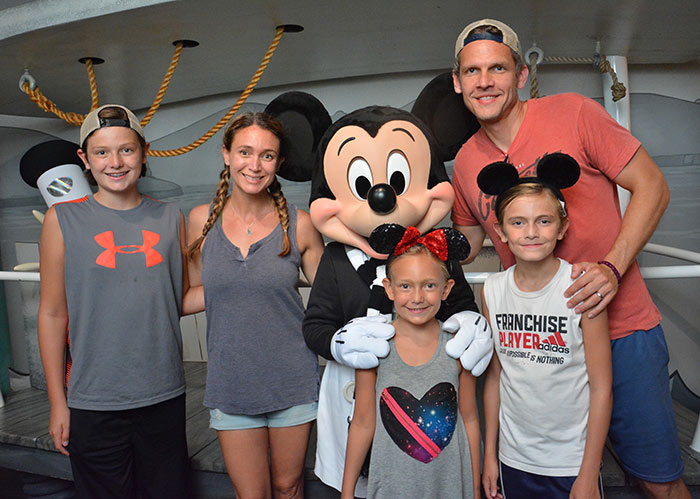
[387,151,410,195]
[348,157,373,200]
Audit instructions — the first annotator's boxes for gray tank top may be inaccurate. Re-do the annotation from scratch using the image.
[202,205,319,414]
[368,330,474,498]
[55,195,185,410]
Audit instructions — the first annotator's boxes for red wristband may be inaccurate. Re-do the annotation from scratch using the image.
[598,260,621,285]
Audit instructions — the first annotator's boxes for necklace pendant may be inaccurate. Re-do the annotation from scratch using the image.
[246,227,252,236]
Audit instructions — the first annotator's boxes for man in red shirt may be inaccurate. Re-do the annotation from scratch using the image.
[451,18,688,499]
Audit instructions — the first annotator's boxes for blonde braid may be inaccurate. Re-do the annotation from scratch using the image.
[269,177,291,257]
[188,165,231,257]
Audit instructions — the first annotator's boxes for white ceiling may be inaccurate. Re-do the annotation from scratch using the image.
[2,0,699,118]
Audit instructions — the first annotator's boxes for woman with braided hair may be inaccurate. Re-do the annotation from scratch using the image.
[187,111,324,499]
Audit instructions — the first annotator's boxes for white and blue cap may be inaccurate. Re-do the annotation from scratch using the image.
[454,18,522,60]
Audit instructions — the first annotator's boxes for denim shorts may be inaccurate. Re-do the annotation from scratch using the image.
[209,402,317,430]
[608,325,684,482]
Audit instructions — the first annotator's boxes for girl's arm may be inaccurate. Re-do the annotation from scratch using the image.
[458,364,482,499]
[571,310,612,499]
[341,367,377,499]
[37,207,71,456]
[296,209,324,285]
[481,290,503,499]
[182,204,208,315]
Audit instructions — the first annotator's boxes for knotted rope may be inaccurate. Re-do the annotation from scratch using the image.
[528,54,627,102]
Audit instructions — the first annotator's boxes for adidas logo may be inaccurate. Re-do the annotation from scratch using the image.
[538,331,570,354]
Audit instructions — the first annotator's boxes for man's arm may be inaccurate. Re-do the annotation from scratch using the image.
[566,147,670,317]
[453,223,486,264]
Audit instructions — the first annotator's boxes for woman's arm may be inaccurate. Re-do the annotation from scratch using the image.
[37,207,71,456]
[481,290,503,498]
[182,204,208,315]
[458,364,482,499]
[295,209,324,286]
[341,367,377,499]
[571,310,612,499]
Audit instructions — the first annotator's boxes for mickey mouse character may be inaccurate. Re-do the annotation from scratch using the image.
[265,75,493,496]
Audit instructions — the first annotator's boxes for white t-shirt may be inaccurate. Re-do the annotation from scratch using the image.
[484,259,589,476]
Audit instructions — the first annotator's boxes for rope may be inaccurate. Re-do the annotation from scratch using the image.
[148,26,285,157]
[529,52,539,99]
[527,55,627,102]
[84,59,100,111]
[140,42,184,127]
[20,82,87,126]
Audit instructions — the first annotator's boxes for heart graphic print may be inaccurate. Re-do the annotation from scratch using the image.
[379,382,457,463]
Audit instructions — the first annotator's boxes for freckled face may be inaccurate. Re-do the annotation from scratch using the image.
[78,127,147,195]
[310,120,454,247]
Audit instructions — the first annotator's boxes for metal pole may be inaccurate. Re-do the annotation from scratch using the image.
[602,55,632,215]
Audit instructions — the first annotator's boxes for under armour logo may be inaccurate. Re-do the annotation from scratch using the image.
[94,230,163,268]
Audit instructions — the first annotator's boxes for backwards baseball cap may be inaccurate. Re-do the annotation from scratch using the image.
[454,18,522,60]
[80,104,145,147]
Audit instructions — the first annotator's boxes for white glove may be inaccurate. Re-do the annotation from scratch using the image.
[444,310,493,376]
[330,314,395,369]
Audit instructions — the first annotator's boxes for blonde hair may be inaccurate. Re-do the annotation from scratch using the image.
[386,245,450,281]
[496,183,567,225]
[188,112,291,257]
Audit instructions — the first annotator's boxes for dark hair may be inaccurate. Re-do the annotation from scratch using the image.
[81,106,148,185]
[188,112,291,257]
[453,24,524,74]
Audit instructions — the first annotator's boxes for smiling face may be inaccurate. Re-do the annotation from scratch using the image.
[223,124,282,197]
[383,249,454,327]
[452,39,528,125]
[78,126,148,196]
[309,115,454,258]
[494,191,569,264]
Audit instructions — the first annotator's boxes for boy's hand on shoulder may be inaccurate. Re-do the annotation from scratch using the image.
[569,474,601,499]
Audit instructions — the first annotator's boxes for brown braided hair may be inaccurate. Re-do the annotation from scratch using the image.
[188,112,291,257]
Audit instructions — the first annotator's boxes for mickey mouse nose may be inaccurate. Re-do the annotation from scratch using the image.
[367,183,397,214]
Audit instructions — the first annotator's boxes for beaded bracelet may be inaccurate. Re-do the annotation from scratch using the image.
[598,260,622,285]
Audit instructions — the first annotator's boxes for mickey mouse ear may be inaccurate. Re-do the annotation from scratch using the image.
[476,161,520,196]
[411,73,480,162]
[20,139,82,187]
[536,153,580,190]
[369,223,407,255]
[265,91,332,182]
[441,227,471,261]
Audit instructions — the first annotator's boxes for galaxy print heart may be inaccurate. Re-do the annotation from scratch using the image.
[379,382,457,463]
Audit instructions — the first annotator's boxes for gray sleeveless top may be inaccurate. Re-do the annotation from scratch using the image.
[202,205,319,414]
[368,330,474,499]
[55,195,185,410]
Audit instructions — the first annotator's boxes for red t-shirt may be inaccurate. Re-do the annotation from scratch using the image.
[452,93,660,340]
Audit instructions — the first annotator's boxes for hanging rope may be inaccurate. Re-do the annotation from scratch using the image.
[84,58,100,111]
[527,55,627,102]
[529,52,539,99]
[140,41,184,127]
[20,57,102,125]
[148,26,285,157]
